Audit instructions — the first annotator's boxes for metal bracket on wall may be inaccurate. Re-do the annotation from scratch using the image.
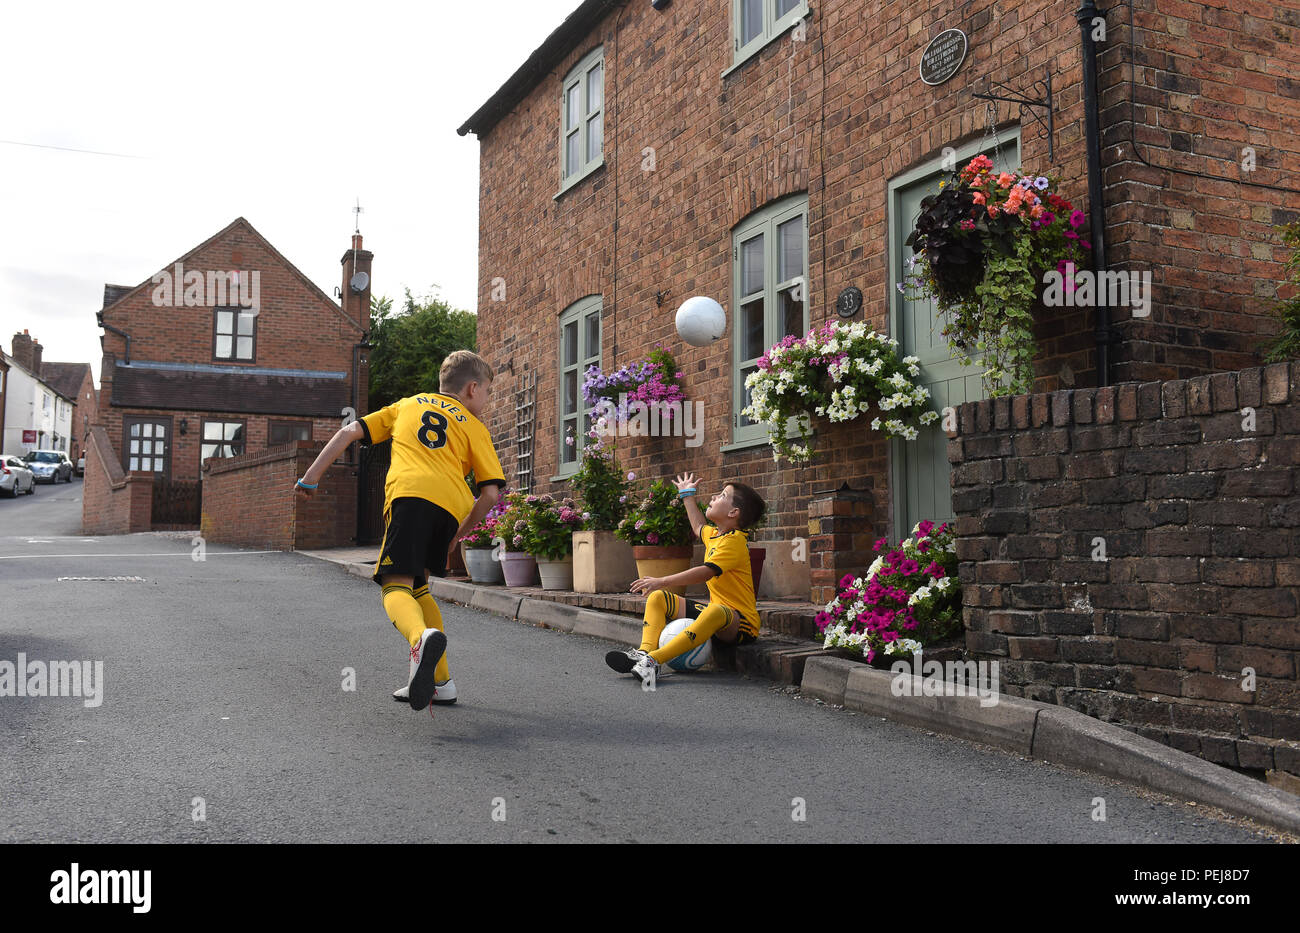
[972,68,1055,162]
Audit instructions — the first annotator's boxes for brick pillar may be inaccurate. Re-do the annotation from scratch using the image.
[807,483,875,606]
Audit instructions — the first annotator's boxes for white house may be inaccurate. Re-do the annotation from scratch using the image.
[2,333,75,456]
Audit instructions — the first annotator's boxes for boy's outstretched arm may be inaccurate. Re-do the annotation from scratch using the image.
[295,422,364,494]
[448,483,501,559]
[674,471,706,538]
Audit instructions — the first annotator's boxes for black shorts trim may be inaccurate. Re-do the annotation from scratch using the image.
[373,497,460,586]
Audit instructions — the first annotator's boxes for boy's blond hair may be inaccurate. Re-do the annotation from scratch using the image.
[439,350,493,394]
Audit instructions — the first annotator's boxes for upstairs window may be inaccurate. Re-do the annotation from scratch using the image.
[214,307,256,361]
[557,47,605,196]
[730,0,809,74]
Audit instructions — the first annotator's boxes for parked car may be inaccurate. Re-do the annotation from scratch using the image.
[24,449,74,484]
[76,455,85,477]
[1,455,36,497]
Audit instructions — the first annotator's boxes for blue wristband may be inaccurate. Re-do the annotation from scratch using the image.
[296,479,318,489]
[678,488,696,498]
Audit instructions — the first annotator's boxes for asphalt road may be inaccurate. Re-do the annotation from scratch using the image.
[0,518,1283,842]
[0,475,85,537]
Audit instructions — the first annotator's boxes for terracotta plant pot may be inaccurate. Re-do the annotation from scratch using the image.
[500,551,539,587]
[632,545,693,596]
[536,556,574,591]
[463,546,503,585]
[572,530,638,593]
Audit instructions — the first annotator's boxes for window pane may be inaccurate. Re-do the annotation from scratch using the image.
[564,321,578,366]
[742,299,765,360]
[237,336,253,359]
[129,457,139,471]
[153,458,164,472]
[567,84,580,130]
[224,423,241,441]
[204,423,221,440]
[202,444,216,461]
[739,366,759,426]
[587,63,603,112]
[776,0,800,18]
[586,113,602,162]
[742,0,763,44]
[585,312,600,357]
[562,420,577,464]
[142,424,153,438]
[780,287,804,339]
[129,440,140,455]
[741,234,764,296]
[566,132,579,176]
[216,335,232,357]
[778,216,804,282]
[130,424,141,437]
[564,370,577,415]
[155,442,165,458]
[216,310,232,334]
[237,312,255,335]
[156,424,166,438]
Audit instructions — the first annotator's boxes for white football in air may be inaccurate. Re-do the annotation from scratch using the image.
[676,296,726,347]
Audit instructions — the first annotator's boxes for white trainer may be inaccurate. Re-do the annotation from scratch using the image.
[631,654,671,686]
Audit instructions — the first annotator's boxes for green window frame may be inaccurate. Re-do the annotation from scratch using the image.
[726,0,810,77]
[555,295,603,478]
[556,47,605,198]
[731,195,810,447]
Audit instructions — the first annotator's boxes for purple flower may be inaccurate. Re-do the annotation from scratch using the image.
[918,520,934,537]
[1069,209,1086,229]
[646,532,659,544]
[1034,176,1050,190]
[512,534,523,546]
[627,472,636,481]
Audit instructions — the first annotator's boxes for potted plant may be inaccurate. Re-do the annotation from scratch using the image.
[616,477,694,595]
[458,494,506,585]
[742,319,939,464]
[814,520,960,667]
[497,491,540,587]
[567,423,637,592]
[522,494,583,590]
[903,154,1089,397]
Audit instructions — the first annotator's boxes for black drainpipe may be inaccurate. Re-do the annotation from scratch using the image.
[97,315,132,365]
[1077,0,1111,387]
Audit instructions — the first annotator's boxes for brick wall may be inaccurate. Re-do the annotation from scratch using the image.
[81,426,154,535]
[472,0,1299,563]
[200,441,357,549]
[948,360,1300,777]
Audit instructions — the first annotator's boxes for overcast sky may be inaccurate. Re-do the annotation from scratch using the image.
[0,0,580,385]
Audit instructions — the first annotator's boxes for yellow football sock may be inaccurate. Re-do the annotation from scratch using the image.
[650,603,730,664]
[639,589,677,652]
[413,583,449,682]
[382,583,426,648]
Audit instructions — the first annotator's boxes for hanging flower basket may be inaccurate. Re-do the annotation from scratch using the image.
[742,319,939,465]
[902,154,1089,397]
[581,344,687,428]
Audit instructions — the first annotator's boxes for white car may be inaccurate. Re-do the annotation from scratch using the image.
[1,455,36,497]
[24,449,74,483]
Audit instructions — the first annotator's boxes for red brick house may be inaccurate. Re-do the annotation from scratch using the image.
[84,217,373,533]
[457,0,1298,601]
[41,362,97,464]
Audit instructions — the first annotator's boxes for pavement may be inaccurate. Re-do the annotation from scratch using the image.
[299,545,1300,837]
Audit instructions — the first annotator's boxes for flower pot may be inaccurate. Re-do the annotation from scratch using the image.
[463,546,503,585]
[632,545,693,596]
[500,551,539,587]
[536,556,573,591]
[749,546,766,595]
[572,530,638,593]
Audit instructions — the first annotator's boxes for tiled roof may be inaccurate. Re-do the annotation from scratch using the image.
[40,361,91,401]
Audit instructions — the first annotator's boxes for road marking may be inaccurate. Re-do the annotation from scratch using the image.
[58,576,148,582]
[0,550,281,561]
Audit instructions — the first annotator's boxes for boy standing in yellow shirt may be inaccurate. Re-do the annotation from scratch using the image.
[296,351,506,711]
[608,473,765,684]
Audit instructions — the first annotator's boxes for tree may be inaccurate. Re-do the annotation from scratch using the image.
[368,289,477,411]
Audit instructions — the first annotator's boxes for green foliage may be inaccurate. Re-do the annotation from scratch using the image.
[521,494,582,560]
[567,438,630,531]
[1263,221,1300,364]
[616,479,693,548]
[368,289,477,410]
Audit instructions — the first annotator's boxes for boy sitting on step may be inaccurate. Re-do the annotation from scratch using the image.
[606,473,765,685]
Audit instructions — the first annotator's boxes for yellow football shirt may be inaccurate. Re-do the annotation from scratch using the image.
[360,393,505,522]
[701,524,758,634]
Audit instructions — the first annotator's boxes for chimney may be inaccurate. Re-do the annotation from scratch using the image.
[341,232,374,415]
[31,338,43,376]
[11,330,35,372]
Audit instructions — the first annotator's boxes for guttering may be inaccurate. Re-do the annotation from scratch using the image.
[97,313,133,366]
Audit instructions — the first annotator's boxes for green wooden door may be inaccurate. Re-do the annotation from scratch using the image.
[889,136,1019,539]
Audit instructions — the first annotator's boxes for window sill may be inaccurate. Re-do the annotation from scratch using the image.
[554,158,606,200]
[722,5,813,80]
[720,435,770,454]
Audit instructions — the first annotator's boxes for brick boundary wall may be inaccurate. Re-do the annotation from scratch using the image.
[948,360,1300,778]
[81,425,154,535]
[201,441,357,550]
